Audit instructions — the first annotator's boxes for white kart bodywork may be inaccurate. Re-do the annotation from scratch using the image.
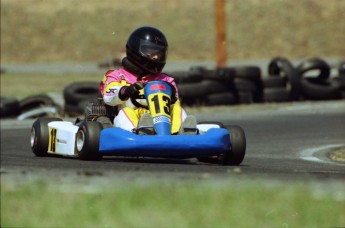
[42,121,221,157]
[196,123,221,134]
[47,121,79,156]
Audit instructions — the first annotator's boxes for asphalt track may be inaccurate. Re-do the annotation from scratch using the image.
[1,101,345,184]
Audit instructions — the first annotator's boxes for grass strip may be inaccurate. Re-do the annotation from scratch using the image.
[1,73,102,98]
[1,180,344,227]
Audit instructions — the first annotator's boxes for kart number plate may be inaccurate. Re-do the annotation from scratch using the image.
[48,127,57,153]
[147,93,171,118]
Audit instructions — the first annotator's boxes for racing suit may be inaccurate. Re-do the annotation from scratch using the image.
[100,68,187,134]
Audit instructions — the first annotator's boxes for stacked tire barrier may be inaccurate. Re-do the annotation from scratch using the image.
[0,82,102,119]
[63,81,102,116]
[170,57,345,106]
[175,67,236,106]
[0,94,62,120]
[298,58,343,100]
[1,57,344,119]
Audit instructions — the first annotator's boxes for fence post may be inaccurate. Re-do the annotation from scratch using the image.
[215,0,227,68]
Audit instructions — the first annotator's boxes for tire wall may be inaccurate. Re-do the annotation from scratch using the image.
[170,57,345,106]
[1,57,344,119]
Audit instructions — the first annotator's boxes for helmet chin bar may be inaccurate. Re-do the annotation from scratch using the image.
[122,57,148,77]
[141,60,165,74]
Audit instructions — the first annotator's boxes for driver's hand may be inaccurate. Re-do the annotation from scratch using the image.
[119,82,144,100]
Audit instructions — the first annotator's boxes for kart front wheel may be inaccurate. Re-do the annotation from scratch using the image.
[196,123,246,166]
[76,121,103,161]
[31,117,62,157]
[221,125,246,166]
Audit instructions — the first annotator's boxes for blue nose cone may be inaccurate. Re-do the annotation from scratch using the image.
[144,81,172,135]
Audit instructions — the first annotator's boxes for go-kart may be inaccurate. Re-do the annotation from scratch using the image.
[31,81,246,165]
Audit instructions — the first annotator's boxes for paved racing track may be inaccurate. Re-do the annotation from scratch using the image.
[1,101,345,182]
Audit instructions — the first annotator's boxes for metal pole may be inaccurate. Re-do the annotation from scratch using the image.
[215,0,227,67]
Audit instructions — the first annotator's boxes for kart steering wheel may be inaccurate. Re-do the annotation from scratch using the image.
[130,81,176,109]
[130,94,148,109]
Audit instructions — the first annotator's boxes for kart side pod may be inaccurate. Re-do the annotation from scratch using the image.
[99,127,231,158]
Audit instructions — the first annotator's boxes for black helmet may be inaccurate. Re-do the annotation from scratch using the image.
[126,26,168,74]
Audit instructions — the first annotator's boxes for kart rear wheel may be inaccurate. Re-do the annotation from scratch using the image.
[76,121,103,160]
[31,117,63,157]
[221,125,246,165]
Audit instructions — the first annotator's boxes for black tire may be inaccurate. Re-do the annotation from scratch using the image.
[268,57,291,76]
[221,125,246,166]
[297,57,330,82]
[169,71,203,84]
[96,116,113,128]
[268,57,301,100]
[180,97,200,107]
[234,78,258,92]
[189,65,207,77]
[17,106,61,120]
[31,117,63,157]
[196,123,246,166]
[0,97,21,118]
[300,78,341,100]
[262,75,287,88]
[215,67,236,82]
[63,81,101,106]
[195,68,235,82]
[76,121,103,160]
[64,103,84,117]
[264,88,291,102]
[233,66,261,81]
[237,91,254,104]
[19,94,57,113]
[333,76,345,91]
[233,66,263,102]
[205,92,236,106]
[64,99,90,117]
[178,80,229,98]
[233,78,256,104]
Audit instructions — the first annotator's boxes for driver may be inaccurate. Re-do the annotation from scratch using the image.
[100,26,195,134]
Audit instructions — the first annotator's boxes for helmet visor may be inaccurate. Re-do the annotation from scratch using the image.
[139,39,167,63]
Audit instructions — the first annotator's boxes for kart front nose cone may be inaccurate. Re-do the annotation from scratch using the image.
[76,130,85,151]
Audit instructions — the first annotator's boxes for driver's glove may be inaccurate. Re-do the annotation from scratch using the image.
[119,82,144,100]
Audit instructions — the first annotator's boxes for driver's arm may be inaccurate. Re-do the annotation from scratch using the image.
[102,81,129,106]
[118,82,144,101]
[166,79,179,104]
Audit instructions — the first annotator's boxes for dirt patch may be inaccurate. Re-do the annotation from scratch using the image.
[2,0,345,62]
[329,147,345,163]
